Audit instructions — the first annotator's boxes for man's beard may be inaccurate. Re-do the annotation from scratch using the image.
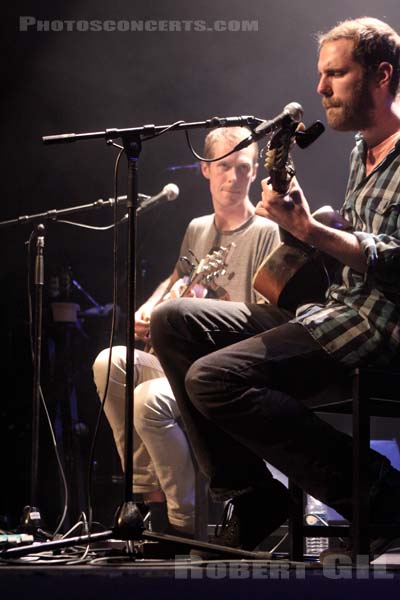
[324,76,375,131]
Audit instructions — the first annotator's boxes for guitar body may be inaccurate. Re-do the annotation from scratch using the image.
[253,206,352,312]
[253,243,328,313]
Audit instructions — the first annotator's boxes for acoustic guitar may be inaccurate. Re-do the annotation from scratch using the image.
[177,242,236,298]
[252,120,352,313]
[144,243,235,352]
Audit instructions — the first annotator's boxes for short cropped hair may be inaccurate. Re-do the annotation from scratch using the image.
[317,17,400,96]
[203,127,259,163]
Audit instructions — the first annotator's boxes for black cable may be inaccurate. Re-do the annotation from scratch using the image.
[150,119,185,139]
[54,217,128,230]
[86,145,125,529]
[184,128,248,163]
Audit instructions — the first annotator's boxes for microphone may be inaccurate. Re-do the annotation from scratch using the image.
[136,183,179,215]
[234,102,304,150]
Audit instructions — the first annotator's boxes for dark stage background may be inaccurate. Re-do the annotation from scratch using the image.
[0,0,399,532]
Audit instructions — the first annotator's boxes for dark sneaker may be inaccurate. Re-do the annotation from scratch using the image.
[191,479,289,559]
[320,466,400,564]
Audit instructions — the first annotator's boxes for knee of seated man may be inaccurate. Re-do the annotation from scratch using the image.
[134,378,175,432]
[150,298,197,350]
[92,347,111,389]
[92,346,126,391]
[185,357,223,408]
[150,300,178,345]
[93,345,124,373]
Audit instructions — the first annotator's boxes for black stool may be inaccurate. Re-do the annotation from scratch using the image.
[288,366,400,562]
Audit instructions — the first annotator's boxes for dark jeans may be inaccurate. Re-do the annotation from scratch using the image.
[150,298,391,520]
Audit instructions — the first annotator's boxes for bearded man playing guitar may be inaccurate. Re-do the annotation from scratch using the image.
[151,17,400,560]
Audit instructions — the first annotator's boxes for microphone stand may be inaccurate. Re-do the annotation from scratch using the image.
[0,190,158,538]
[0,115,268,560]
[20,224,46,536]
[32,225,45,507]
[0,196,133,537]
[112,133,143,538]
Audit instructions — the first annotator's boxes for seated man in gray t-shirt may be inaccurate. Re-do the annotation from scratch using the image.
[92,126,279,541]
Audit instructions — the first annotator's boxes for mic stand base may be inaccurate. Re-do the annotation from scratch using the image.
[0,524,272,561]
[113,500,145,540]
[1,499,272,562]
[18,505,46,540]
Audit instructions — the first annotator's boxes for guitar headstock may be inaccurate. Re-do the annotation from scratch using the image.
[264,121,305,194]
[182,243,236,297]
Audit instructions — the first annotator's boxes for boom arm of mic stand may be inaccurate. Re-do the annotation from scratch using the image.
[0,196,134,229]
[41,116,265,145]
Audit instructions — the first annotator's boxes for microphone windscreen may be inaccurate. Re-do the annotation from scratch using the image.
[163,183,180,200]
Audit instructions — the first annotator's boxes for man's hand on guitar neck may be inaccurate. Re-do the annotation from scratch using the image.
[163,277,206,301]
[256,177,367,274]
[256,176,313,243]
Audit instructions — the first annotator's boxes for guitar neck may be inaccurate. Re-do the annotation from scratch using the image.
[270,168,293,195]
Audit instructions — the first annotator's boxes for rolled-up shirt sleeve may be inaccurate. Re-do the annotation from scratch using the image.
[354,230,400,295]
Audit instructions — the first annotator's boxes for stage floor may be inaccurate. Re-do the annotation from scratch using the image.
[1,545,399,600]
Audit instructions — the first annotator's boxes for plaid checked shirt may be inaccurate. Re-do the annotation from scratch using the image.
[296,134,400,367]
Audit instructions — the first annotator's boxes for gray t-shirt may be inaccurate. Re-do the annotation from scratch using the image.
[175,214,279,303]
